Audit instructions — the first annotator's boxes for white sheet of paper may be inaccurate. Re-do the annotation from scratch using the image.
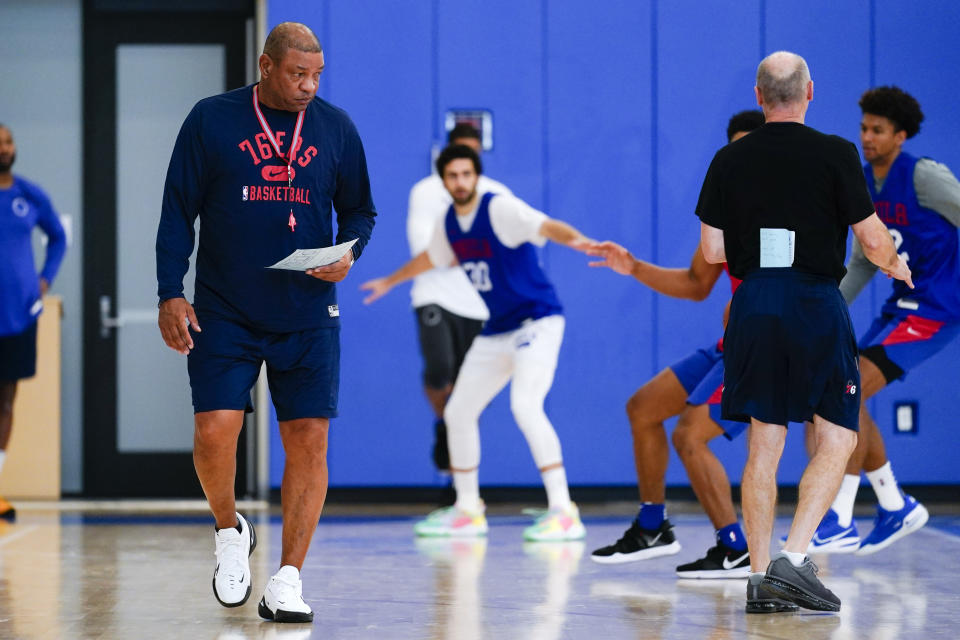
[759,228,795,268]
[266,239,358,271]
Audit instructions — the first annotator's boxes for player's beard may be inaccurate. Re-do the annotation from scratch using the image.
[452,187,477,206]
[0,151,14,173]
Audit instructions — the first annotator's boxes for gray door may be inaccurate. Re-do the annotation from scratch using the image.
[82,7,252,496]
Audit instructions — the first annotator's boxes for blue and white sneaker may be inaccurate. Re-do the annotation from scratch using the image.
[778,508,859,553]
[856,494,928,556]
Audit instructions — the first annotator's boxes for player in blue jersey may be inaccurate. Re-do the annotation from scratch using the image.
[806,87,960,555]
[362,144,595,542]
[586,111,763,579]
[0,123,67,522]
[156,23,376,623]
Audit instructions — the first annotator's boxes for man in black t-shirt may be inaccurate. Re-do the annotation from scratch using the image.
[696,51,912,614]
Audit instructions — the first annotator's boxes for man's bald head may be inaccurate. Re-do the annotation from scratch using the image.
[263,22,322,63]
[756,51,811,108]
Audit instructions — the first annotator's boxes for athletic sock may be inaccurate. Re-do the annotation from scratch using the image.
[780,549,806,567]
[637,503,665,530]
[865,461,905,511]
[0,450,6,474]
[716,522,747,551]
[215,519,242,534]
[831,474,861,527]
[453,469,481,513]
[541,466,571,511]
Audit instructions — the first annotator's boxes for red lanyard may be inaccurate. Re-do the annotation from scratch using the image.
[252,84,305,232]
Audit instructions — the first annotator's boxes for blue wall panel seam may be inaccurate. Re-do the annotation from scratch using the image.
[541,0,550,217]
[650,0,659,373]
[869,0,876,87]
[431,0,440,142]
[759,0,766,57]
[323,0,331,99]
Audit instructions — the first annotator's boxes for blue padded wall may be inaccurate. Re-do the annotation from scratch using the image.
[268,0,960,489]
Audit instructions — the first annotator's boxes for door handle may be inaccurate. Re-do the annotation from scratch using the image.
[99,295,159,338]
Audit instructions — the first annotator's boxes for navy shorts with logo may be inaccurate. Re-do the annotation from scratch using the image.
[0,322,38,382]
[187,314,340,421]
[722,270,860,431]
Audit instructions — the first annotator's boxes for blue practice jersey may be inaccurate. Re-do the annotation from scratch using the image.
[866,152,960,322]
[0,176,67,336]
[156,84,377,332]
[445,192,562,335]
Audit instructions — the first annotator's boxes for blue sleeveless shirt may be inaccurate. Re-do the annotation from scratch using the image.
[445,193,562,335]
[865,152,960,322]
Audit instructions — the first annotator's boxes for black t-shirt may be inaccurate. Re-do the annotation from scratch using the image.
[695,122,874,283]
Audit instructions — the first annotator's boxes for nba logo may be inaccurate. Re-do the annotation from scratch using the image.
[242,186,248,201]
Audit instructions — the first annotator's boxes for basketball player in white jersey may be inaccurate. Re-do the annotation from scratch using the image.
[363,144,597,541]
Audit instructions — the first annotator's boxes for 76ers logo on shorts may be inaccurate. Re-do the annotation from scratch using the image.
[845,380,857,395]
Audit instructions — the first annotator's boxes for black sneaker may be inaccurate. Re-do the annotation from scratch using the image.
[432,419,450,471]
[676,541,751,579]
[761,552,841,612]
[746,573,799,613]
[590,519,681,564]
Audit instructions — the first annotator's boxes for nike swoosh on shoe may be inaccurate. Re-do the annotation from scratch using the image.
[813,529,854,544]
[723,553,749,569]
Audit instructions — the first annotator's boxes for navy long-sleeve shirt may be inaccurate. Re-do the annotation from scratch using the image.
[156,84,377,332]
[0,176,67,336]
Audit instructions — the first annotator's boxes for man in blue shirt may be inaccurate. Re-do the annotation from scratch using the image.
[155,22,376,623]
[0,123,67,522]
[806,86,960,556]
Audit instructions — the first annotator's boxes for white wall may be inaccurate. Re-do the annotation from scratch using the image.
[0,0,83,492]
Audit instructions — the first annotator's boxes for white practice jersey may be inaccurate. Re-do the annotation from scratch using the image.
[407,173,513,319]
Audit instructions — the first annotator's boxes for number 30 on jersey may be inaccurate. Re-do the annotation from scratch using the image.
[462,261,493,292]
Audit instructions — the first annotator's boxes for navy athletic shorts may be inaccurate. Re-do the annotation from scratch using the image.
[721,270,860,431]
[0,322,38,382]
[859,313,960,383]
[669,342,746,440]
[187,314,340,421]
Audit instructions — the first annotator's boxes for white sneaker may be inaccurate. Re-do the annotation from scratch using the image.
[212,512,257,607]
[258,565,314,623]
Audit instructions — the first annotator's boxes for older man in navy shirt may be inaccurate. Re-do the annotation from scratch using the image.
[156,22,376,623]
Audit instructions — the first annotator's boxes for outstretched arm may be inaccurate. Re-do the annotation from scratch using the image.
[851,213,913,289]
[586,242,723,301]
[538,218,591,250]
[839,237,878,304]
[360,251,436,304]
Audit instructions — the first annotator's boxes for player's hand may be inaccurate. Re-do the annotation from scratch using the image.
[158,297,201,355]
[360,277,393,304]
[585,240,636,276]
[883,254,914,289]
[306,251,353,283]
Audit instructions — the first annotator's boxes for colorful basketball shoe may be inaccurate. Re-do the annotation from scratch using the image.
[856,493,928,556]
[414,503,488,537]
[523,503,586,542]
